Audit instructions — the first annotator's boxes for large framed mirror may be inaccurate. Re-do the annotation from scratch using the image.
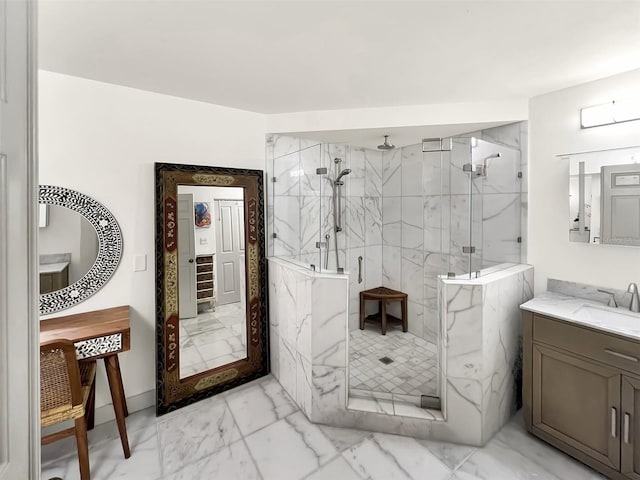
[155,163,268,414]
[39,185,123,315]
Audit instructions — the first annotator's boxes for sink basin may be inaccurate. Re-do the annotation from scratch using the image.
[573,304,640,323]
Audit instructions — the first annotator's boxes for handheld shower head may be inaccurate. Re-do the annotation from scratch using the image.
[334,168,351,185]
[337,168,351,180]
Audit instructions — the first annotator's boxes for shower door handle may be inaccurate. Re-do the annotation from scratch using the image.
[358,256,363,284]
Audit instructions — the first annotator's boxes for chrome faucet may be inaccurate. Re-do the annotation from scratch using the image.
[628,283,640,313]
[598,289,618,308]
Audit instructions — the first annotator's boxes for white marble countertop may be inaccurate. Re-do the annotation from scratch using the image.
[39,261,69,274]
[521,291,640,341]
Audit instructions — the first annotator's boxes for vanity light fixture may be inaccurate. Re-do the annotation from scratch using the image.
[580,98,640,128]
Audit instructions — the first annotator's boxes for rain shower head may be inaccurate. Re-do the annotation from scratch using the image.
[377,135,395,150]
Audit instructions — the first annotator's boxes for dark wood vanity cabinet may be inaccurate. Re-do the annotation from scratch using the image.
[623,376,640,479]
[523,310,640,479]
[39,265,69,294]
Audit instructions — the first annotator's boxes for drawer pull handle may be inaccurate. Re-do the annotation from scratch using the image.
[624,413,630,444]
[604,349,639,362]
[611,407,617,438]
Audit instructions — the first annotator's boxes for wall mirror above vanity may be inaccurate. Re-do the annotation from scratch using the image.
[561,145,640,246]
[38,185,123,315]
[155,163,268,415]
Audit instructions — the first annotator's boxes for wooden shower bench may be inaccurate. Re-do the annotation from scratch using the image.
[359,286,408,335]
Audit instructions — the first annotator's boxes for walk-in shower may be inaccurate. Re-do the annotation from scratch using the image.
[267,122,526,411]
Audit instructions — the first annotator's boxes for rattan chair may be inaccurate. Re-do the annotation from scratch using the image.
[41,339,96,480]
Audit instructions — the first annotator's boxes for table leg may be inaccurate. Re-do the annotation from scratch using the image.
[359,294,365,330]
[86,375,96,430]
[104,354,131,458]
[402,297,408,332]
[381,300,387,335]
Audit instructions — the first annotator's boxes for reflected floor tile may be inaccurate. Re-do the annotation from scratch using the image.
[245,411,337,480]
[226,376,297,436]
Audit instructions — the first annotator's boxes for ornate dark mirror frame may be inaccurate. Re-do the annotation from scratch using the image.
[39,185,123,315]
[155,162,268,415]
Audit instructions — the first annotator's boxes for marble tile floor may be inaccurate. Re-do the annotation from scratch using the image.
[179,302,247,378]
[42,374,604,480]
[349,326,439,397]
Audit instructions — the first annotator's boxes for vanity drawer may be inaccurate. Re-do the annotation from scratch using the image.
[533,314,640,375]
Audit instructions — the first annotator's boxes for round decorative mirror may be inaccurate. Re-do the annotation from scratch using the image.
[39,185,123,315]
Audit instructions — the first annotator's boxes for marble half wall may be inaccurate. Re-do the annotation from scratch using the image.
[269,257,534,446]
[438,263,534,444]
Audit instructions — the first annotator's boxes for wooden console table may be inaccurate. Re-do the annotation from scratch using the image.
[40,305,131,458]
[359,287,408,335]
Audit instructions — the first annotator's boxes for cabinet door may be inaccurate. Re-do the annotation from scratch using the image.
[533,344,621,470]
[622,376,640,479]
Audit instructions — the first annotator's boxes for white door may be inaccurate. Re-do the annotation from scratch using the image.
[177,194,197,318]
[215,200,244,305]
[601,163,640,246]
[0,0,40,478]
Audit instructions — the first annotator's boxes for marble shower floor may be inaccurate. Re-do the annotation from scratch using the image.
[41,374,605,480]
[179,302,247,378]
[349,327,439,397]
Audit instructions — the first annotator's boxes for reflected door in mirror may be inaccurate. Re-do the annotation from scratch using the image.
[601,164,640,246]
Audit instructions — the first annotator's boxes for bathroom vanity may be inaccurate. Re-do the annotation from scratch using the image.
[521,292,640,479]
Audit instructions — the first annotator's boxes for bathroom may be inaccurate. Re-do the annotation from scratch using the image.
[3,2,640,480]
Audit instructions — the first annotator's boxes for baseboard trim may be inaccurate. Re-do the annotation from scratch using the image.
[93,389,155,426]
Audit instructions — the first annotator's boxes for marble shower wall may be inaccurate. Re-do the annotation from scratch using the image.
[346,147,384,331]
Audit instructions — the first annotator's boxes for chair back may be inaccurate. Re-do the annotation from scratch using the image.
[40,339,82,417]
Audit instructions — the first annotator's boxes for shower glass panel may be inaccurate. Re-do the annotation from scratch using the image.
[446,137,522,278]
[267,136,350,273]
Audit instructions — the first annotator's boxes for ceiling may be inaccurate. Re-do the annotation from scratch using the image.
[39,1,640,115]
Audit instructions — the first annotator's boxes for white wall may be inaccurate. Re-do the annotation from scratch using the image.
[38,71,265,412]
[529,68,640,293]
[267,99,528,133]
